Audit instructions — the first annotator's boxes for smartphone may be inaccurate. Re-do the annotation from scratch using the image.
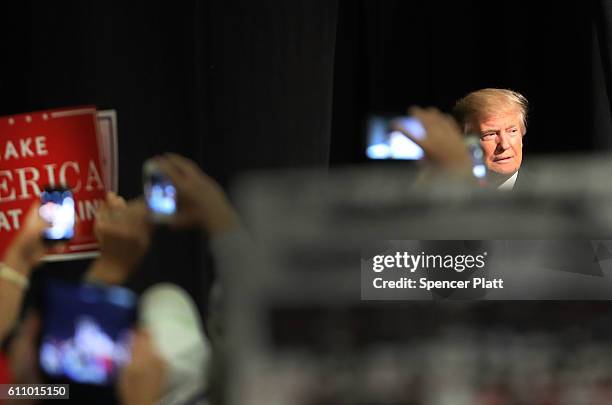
[464,135,487,185]
[366,115,425,160]
[39,187,75,242]
[39,278,137,386]
[143,159,177,221]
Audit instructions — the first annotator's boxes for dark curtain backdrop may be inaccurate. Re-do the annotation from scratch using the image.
[331,0,612,164]
[1,0,611,308]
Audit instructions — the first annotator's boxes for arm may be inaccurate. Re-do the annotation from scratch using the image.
[85,193,152,285]
[0,202,49,343]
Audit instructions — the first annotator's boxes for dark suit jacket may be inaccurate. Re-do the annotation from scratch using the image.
[512,167,532,192]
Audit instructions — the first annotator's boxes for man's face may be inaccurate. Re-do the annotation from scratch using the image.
[469,110,524,176]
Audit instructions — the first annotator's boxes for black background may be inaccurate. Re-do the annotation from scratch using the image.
[331,0,612,163]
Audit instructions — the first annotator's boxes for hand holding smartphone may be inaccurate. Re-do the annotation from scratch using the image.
[366,108,486,183]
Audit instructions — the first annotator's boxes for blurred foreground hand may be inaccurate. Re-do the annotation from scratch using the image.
[391,106,472,170]
[3,201,50,275]
[1,203,50,342]
[87,193,152,285]
[154,153,239,236]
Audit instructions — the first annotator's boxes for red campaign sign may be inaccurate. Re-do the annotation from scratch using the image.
[0,106,107,261]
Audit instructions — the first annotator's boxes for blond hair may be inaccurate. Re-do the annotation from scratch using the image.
[453,88,529,134]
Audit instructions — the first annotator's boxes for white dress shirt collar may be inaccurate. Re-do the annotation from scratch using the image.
[497,171,518,191]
